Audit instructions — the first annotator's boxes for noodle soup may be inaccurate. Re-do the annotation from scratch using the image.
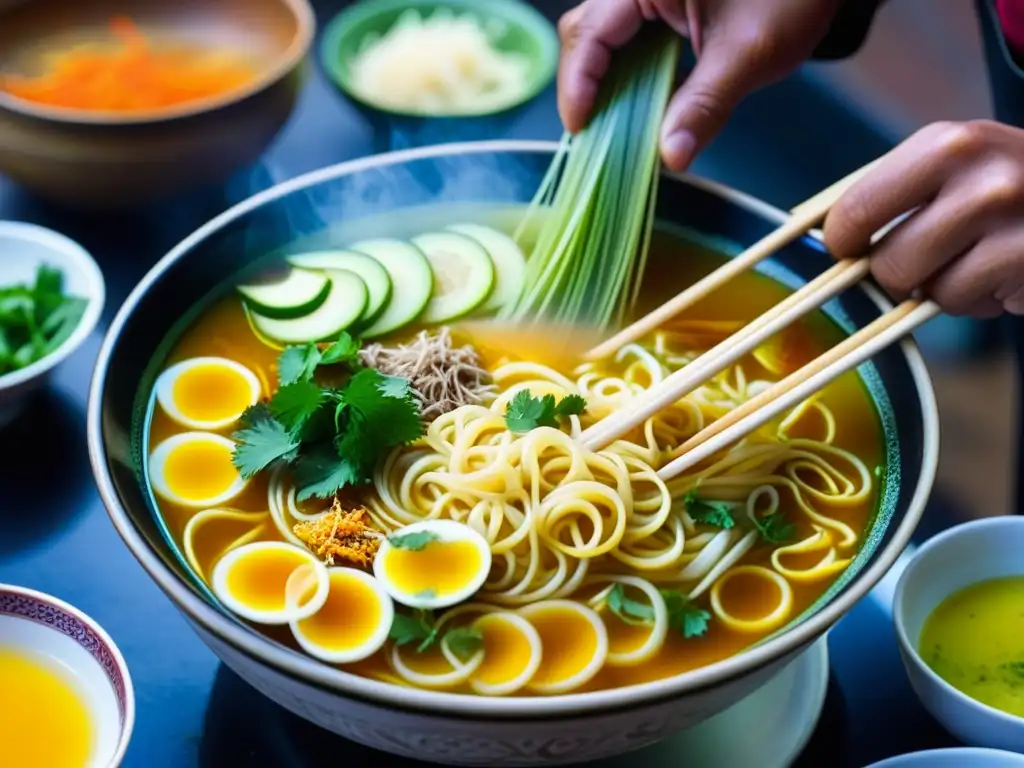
[143,223,882,696]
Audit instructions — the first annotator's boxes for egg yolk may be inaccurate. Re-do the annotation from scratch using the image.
[296,572,383,652]
[164,438,240,502]
[382,539,482,598]
[223,547,311,613]
[472,615,533,685]
[525,606,599,687]
[172,362,254,423]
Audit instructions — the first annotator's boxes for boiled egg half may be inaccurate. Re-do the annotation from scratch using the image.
[373,520,492,610]
[291,567,394,664]
[149,432,249,508]
[155,356,261,430]
[211,541,330,625]
[468,611,543,696]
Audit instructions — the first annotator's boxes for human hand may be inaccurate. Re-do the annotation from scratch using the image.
[556,0,843,170]
[824,120,1024,317]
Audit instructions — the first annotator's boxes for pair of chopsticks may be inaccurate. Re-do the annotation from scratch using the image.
[579,159,940,481]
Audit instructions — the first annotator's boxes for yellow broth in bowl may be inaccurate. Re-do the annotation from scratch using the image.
[919,576,1024,717]
[142,222,885,697]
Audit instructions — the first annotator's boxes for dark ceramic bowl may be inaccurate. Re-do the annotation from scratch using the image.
[87,141,938,765]
[319,0,559,150]
[0,0,315,209]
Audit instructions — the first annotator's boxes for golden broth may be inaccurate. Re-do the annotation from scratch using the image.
[474,615,536,685]
[0,647,94,768]
[148,225,883,693]
[919,576,1024,717]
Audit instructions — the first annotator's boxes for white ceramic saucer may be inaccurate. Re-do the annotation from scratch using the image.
[593,638,829,768]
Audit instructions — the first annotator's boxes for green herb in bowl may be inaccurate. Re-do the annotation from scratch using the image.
[0,263,88,376]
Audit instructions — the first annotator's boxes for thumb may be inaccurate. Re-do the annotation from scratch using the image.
[659,41,759,170]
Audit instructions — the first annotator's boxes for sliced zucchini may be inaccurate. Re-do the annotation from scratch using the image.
[248,269,368,344]
[348,239,433,338]
[287,250,393,327]
[412,231,495,324]
[447,223,527,313]
[237,267,330,319]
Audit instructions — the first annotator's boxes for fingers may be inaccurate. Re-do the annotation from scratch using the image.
[658,36,761,170]
[823,122,993,260]
[557,0,646,133]
[929,228,1024,316]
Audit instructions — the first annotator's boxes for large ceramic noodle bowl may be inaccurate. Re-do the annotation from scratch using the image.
[88,141,938,765]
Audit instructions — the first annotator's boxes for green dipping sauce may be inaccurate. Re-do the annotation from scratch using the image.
[919,575,1024,717]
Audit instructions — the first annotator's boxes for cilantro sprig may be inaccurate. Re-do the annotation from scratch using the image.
[389,530,440,551]
[683,490,795,545]
[504,390,586,433]
[603,583,712,639]
[0,264,88,376]
[388,609,484,659]
[231,332,423,500]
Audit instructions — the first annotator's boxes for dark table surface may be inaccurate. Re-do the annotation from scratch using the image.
[0,1,984,766]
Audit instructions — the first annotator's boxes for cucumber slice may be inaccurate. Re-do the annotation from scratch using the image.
[349,239,433,338]
[248,269,368,344]
[412,231,495,324]
[237,267,330,319]
[447,223,527,313]
[287,250,392,326]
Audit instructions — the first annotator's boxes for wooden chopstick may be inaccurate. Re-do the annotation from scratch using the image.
[579,257,871,452]
[584,157,882,361]
[653,299,940,482]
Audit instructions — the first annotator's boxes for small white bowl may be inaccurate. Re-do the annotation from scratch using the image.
[894,516,1024,753]
[0,584,134,767]
[865,747,1024,767]
[0,220,105,427]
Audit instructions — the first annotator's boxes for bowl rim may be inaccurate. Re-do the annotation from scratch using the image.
[318,0,560,119]
[0,582,135,767]
[865,747,1024,767]
[0,220,105,390]
[893,515,1024,731]
[0,0,316,126]
[87,138,939,719]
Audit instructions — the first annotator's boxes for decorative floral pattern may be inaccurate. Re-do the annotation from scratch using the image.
[0,591,129,716]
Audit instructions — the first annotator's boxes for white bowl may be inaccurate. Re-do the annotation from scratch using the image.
[894,516,1024,753]
[865,748,1024,767]
[0,221,105,426]
[0,584,134,767]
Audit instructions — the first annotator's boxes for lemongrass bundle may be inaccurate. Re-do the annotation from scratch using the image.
[501,28,681,328]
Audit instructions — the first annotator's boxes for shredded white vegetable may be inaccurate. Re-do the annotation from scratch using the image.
[348,9,532,115]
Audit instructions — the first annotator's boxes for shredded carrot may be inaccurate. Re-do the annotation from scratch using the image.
[0,16,258,112]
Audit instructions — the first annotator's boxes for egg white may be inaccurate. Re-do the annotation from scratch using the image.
[211,541,330,625]
[290,567,394,664]
[373,519,492,610]
[155,356,261,430]
[518,600,609,695]
[148,432,249,508]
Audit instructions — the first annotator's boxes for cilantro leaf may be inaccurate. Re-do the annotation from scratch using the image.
[684,491,736,529]
[341,368,424,447]
[270,380,325,433]
[292,443,360,501]
[606,583,655,626]
[231,405,301,477]
[389,610,438,653]
[444,627,484,661]
[505,390,587,433]
[754,513,796,544]
[320,332,361,366]
[277,343,321,386]
[554,393,587,417]
[389,530,440,551]
[41,297,87,354]
[0,264,86,376]
[660,590,711,639]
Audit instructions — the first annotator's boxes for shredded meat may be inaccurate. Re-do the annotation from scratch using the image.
[360,327,495,421]
[292,501,382,569]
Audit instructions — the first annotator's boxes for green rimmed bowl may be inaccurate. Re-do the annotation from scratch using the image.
[319,0,559,148]
[88,141,938,765]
